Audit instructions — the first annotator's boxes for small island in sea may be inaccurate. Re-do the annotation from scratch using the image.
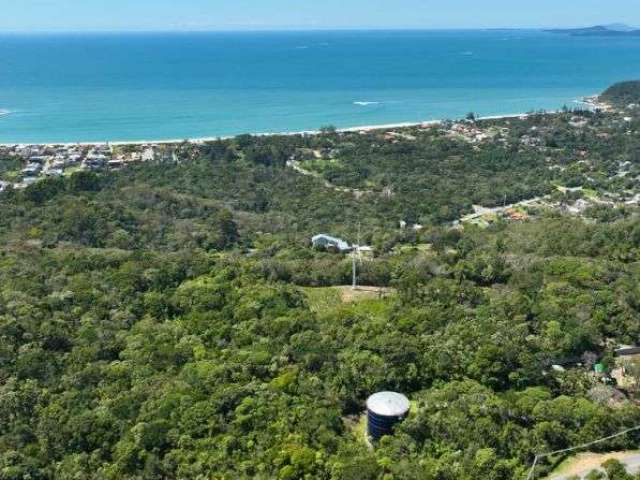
[546,24,640,36]
[1,28,640,144]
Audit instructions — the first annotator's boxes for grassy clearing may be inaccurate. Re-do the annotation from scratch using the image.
[63,166,83,177]
[393,243,433,254]
[301,286,342,313]
[547,451,640,479]
[582,188,599,200]
[339,286,394,304]
[301,286,396,317]
[0,170,23,182]
[300,158,342,175]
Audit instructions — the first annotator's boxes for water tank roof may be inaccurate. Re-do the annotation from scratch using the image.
[367,392,410,417]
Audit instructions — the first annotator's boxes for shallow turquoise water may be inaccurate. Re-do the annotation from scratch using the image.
[1,30,639,143]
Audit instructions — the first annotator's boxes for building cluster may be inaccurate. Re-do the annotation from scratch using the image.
[520,126,547,147]
[548,345,640,407]
[290,147,339,162]
[0,142,177,190]
[443,122,509,145]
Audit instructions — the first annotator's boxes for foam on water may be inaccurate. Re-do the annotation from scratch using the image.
[0,30,639,143]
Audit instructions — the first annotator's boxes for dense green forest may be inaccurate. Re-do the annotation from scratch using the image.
[2,103,640,479]
[601,80,640,107]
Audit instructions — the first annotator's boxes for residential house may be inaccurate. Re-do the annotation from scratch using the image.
[312,234,352,253]
[22,163,42,176]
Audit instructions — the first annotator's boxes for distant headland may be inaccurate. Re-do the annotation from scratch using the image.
[599,80,640,108]
[0,29,638,144]
[546,24,640,37]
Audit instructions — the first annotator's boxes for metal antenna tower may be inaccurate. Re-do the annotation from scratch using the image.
[352,222,361,290]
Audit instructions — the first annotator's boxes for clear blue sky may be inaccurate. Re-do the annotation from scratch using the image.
[0,0,637,32]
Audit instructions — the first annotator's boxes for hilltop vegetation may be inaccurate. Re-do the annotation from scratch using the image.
[2,93,640,479]
[5,209,640,479]
[601,81,640,108]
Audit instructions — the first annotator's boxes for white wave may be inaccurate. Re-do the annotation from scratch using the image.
[460,51,474,56]
[0,109,10,116]
[353,101,381,106]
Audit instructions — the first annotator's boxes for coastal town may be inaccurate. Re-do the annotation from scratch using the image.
[0,119,509,192]
[3,0,640,474]
[3,102,639,231]
[2,71,640,479]
[0,142,179,191]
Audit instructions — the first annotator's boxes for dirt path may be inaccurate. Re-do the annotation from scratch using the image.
[338,286,394,303]
[287,160,371,198]
[549,451,640,479]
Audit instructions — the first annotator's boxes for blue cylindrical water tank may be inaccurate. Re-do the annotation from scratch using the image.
[366,391,410,441]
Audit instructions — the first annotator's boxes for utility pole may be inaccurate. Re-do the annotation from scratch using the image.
[352,221,361,290]
[352,252,357,290]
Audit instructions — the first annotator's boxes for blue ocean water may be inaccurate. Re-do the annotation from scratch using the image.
[1,30,640,143]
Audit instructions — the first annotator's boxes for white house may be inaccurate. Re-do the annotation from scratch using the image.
[312,234,352,253]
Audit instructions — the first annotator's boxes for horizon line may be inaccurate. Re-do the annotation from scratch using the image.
[0,24,625,35]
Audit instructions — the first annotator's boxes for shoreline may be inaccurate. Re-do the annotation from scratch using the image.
[0,109,586,148]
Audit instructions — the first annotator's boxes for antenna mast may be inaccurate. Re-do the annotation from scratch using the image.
[352,252,357,290]
[352,222,361,290]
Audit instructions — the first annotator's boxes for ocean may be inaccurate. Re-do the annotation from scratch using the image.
[1,29,640,143]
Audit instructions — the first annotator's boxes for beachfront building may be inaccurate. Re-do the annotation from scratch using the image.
[22,162,42,176]
[141,147,156,162]
[312,234,352,253]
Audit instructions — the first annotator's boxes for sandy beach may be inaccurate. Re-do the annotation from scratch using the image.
[0,112,544,148]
